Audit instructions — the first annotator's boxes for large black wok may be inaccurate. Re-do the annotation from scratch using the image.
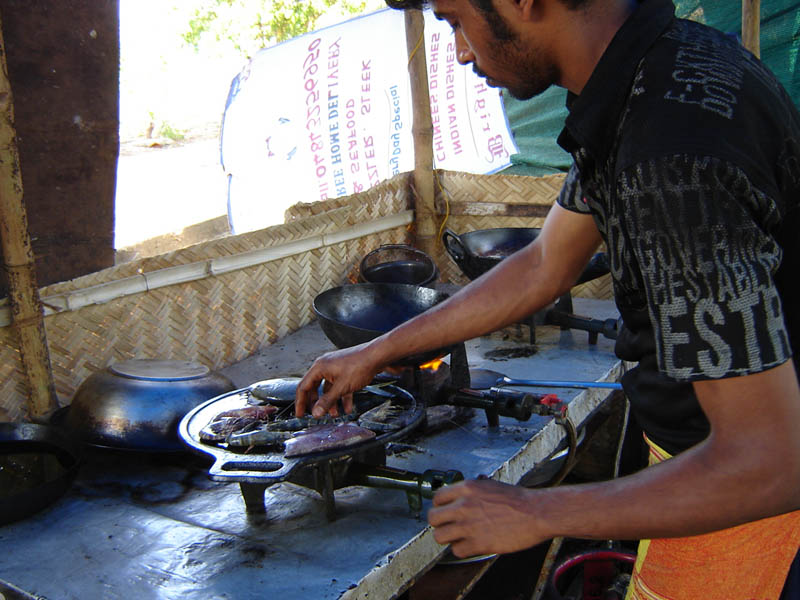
[443,227,609,284]
[313,283,453,366]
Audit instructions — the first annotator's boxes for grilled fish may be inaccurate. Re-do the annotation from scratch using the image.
[358,400,416,433]
[199,404,277,442]
[283,423,376,457]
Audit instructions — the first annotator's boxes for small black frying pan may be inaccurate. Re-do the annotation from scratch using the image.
[0,422,81,525]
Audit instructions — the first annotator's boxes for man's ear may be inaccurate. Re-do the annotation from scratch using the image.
[516,0,536,21]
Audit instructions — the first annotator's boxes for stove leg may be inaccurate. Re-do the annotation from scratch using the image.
[526,313,537,345]
[449,343,471,389]
[318,461,337,522]
[555,292,574,316]
[239,482,268,514]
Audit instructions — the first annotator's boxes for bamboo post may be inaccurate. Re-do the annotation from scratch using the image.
[742,0,761,58]
[404,10,437,257]
[0,11,58,420]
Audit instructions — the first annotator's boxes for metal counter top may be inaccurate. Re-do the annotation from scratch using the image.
[0,298,621,600]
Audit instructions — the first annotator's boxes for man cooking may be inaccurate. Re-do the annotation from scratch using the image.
[295,0,800,597]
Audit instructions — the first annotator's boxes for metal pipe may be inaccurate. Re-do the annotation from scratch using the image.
[496,376,622,390]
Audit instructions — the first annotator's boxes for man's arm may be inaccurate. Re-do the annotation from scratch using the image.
[428,360,800,557]
[295,204,602,416]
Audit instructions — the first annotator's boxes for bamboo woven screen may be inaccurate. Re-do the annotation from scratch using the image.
[0,175,412,421]
[0,169,612,422]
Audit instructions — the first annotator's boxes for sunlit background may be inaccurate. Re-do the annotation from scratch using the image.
[115,0,382,249]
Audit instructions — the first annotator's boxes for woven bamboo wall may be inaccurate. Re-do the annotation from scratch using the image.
[0,169,612,422]
[0,174,412,422]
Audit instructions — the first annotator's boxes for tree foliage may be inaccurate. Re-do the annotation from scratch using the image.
[182,0,377,58]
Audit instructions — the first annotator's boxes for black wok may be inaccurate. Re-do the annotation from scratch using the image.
[358,244,438,287]
[313,283,454,366]
[443,227,609,284]
[0,422,81,525]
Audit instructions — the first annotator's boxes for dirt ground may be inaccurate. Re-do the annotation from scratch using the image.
[114,126,230,255]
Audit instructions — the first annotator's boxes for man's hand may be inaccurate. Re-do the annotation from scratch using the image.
[295,342,385,417]
[428,478,547,558]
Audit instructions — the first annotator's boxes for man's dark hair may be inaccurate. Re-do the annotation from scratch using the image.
[385,0,593,11]
[385,0,593,40]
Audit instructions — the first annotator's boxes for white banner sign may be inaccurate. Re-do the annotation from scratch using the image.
[221,8,517,234]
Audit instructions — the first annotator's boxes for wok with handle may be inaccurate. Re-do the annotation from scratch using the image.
[313,282,456,367]
[442,227,610,284]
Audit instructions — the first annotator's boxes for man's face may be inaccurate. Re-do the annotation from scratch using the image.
[432,0,558,100]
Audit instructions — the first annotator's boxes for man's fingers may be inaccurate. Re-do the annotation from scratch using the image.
[311,394,336,418]
[341,393,354,415]
[432,480,467,507]
[312,385,349,418]
[431,524,484,559]
[448,540,482,559]
[295,371,325,417]
[431,522,461,546]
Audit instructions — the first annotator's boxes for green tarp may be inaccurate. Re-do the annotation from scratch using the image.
[501,0,800,176]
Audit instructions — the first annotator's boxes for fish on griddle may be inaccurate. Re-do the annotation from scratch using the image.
[199,404,278,442]
[248,378,397,406]
[284,423,376,457]
[225,414,357,447]
[248,378,303,405]
[358,400,417,433]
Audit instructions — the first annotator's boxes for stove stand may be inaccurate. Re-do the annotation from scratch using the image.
[237,446,463,520]
[522,292,620,345]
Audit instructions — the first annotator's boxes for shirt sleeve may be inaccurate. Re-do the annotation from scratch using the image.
[556,163,593,214]
[616,154,792,380]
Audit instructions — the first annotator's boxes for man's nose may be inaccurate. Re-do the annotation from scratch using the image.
[455,30,474,65]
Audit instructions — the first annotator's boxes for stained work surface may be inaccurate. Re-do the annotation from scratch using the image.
[0,299,620,600]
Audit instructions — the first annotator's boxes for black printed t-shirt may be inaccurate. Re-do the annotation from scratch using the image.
[556,0,800,455]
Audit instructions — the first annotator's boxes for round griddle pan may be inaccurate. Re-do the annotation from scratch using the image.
[178,384,424,484]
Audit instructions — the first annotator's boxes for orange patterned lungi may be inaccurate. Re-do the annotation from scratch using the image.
[625,437,800,600]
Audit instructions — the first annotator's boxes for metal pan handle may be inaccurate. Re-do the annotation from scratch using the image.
[442,228,467,262]
[207,452,293,481]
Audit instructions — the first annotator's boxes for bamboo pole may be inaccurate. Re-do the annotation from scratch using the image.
[0,11,58,420]
[742,0,761,58]
[404,10,437,257]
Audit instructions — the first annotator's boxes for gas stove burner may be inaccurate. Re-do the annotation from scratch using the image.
[389,342,566,428]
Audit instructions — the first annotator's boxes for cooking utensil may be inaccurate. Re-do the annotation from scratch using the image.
[313,282,455,366]
[180,384,425,482]
[442,227,610,285]
[359,244,438,286]
[0,422,81,525]
[467,367,622,391]
[443,227,541,280]
[62,359,236,452]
